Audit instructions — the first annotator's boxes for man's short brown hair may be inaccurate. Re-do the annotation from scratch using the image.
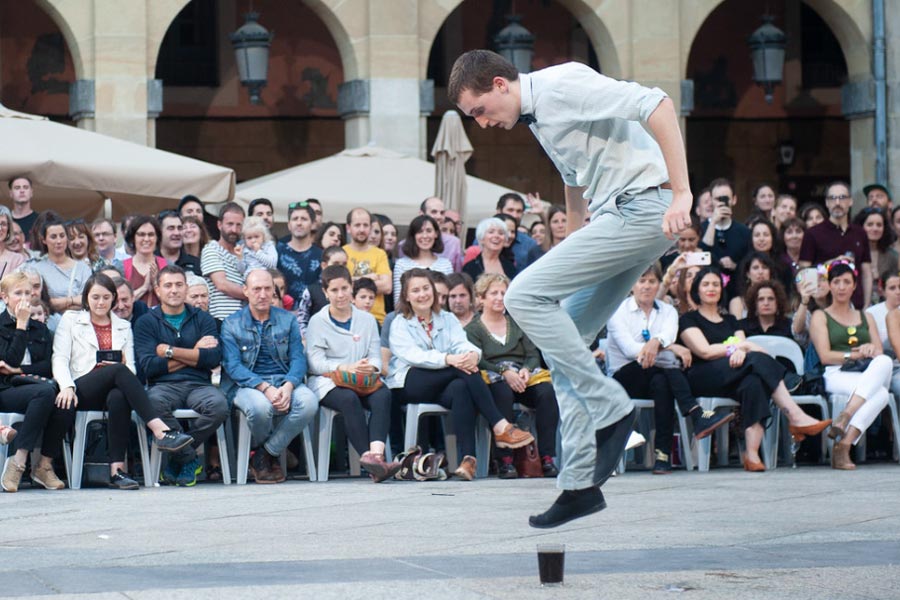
[448,50,518,104]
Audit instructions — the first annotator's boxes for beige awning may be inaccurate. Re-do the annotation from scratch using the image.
[0,104,235,220]
[234,145,522,227]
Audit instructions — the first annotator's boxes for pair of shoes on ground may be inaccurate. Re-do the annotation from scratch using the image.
[2,456,67,492]
[160,456,203,487]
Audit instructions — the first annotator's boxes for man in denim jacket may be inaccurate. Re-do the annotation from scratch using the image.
[222,269,317,483]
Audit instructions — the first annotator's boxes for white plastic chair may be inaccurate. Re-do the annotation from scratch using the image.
[67,410,151,489]
[316,406,392,482]
[235,410,317,484]
[402,403,491,478]
[747,335,831,464]
[685,396,779,472]
[147,409,232,485]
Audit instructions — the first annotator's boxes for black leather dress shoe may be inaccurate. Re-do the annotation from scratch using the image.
[594,407,637,487]
[528,486,606,529]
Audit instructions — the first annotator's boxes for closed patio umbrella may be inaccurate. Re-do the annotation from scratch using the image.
[431,110,473,232]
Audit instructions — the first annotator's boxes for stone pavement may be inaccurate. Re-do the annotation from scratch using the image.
[1,463,899,599]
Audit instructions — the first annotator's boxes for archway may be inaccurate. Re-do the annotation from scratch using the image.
[424,0,612,206]
[152,0,347,182]
[0,0,76,119]
[685,0,852,215]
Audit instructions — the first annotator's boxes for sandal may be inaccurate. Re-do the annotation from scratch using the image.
[206,464,222,482]
[393,446,423,481]
[413,452,446,481]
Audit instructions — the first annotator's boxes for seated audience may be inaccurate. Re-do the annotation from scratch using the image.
[729,252,779,318]
[221,269,318,484]
[392,215,453,305]
[248,198,274,229]
[607,265,732,474]
[447,272,476,327]
[306,265,399,482]
[0,272,73,492]
[157,210,202,276]
[738,280,793,338]
[134,265,228,487]
[527,205,567,266]
[180,215,210,259]
[747,183,776,223]
[353,278,377,314]
[809,261,892,470]
[112,278,149,327]
[315,222,345,250]
[799,202,827,229]
[870,271,900,399]
[91,217,126,270]
[772,194,797,230]
[186,275,211,312]
[385,268,533,480]
[123,215,167,308]
[679,266,831,471]
[464,273,559,478]
[0,207,26,277]
[32,217,92,314]
[853,207,897,305]
[463,217,517,282]
[52,273,193,489]
[778,217,805,283]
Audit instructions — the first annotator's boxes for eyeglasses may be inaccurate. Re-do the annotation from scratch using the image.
[826,194,851,201]
[289,201,310,209]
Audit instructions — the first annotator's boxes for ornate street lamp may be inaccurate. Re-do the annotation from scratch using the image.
[229,11,273,105]
[494,15,534,74]
[747,15,787,104]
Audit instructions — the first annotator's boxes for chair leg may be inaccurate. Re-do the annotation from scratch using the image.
[70,412,90,490]
[403,404,418,451]
[317,408,335,483]
[475,416,490,478]
[236,412,251,485]
[216,424,232,485]
[675,411,695,471]
[887,396,900,463]
[302,426,317,482]
[134,416,152,487]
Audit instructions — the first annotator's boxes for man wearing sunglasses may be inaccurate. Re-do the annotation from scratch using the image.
[699,178,751,297]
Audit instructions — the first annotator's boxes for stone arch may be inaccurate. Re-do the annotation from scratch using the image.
[682,0,870,80]
[418,0,622,80]
[301,0,362,80]
[147,0,193,77]
[35,0,85,78]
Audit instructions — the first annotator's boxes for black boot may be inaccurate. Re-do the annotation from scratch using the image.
[529,486,606,529]
[593,407,637,486]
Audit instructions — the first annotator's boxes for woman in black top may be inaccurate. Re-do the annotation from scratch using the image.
[0,272,74,492]
[738,280,794,339]
[679,267,830,471]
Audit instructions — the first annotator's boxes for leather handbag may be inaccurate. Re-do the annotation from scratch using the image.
[514,441,544,478]
[840,358,873,373]
[9,373,59,392]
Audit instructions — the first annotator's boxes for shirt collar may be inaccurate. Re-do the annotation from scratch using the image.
[519,72,535,119]
[627,297,659,313]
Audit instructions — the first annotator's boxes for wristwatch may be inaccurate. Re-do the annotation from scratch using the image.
[843,351,851,361]
[165,346,174,359]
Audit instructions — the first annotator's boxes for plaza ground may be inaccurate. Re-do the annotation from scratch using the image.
[1,463,898,599]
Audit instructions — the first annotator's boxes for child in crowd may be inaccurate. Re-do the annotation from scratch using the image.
[270,269,294,311]
[353,278,377,313]
[29,297,50,324]
[236,216,277,272]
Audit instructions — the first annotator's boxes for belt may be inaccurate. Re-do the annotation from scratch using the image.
[660,182,672,190]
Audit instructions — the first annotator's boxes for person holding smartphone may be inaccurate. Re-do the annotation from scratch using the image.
[52,273,193,489]
[699,178,751,299]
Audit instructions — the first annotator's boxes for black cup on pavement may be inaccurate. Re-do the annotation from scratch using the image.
[537,543,565,586]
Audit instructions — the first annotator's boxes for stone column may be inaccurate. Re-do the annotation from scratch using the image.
[885,0,900,191]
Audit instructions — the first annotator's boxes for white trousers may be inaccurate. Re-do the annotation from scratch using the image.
[824,354,892,444]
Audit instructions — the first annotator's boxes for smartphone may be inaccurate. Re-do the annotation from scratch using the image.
[96,350,123,364]
[795,267,819,289]
[684,251,712,267]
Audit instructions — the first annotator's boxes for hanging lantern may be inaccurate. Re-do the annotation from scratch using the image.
[229,11,273,105]
[494,15,535,74]
[747,15,787,104]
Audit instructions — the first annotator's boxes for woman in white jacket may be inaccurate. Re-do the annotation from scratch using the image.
[386,268,533,480]
[307,266,399,482]
[52,273,192,489]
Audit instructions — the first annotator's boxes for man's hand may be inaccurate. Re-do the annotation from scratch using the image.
[662,191,693,240]
[710,202,732,225]
[194,336,219,349]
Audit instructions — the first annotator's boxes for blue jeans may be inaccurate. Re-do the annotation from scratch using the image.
[505,188,673,490]
[234,377,317,456]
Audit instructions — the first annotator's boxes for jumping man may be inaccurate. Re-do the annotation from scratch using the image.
[450,50,692,528]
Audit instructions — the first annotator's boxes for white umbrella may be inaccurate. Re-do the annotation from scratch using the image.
[0,104,235,219]
[234,145,524,227]
[431,110,473,231]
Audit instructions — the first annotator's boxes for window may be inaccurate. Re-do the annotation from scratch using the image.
[800,4,846,89]
[155,0,218,87]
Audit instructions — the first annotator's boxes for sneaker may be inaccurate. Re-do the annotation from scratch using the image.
[453,455,477,480]
[494,424,534,449]
[625,431,646,451]
[249,450,278,484]
[652,449,672,475]
[691,409,735,440]
[0,424,17,445]
[109,469,139,490]
[498,458,518,479]
[155,430,194,453]
[31,461,66,490]
[542,456,559,478]
[1,457,25,492]
[176,458,202,487]
[160,457,181,486]
[529,486,606,529]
